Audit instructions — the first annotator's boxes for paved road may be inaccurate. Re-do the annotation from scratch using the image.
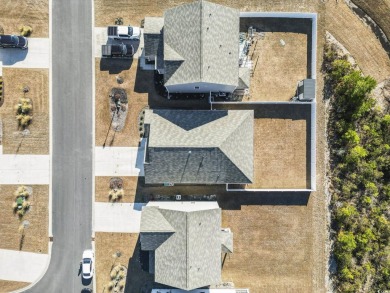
[26,0,93,292]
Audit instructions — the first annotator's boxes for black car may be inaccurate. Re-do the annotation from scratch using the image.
[0,35,28,49]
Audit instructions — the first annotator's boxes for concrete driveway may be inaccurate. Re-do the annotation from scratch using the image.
[0,249,49,282]
[94,202,145,233]
[94,142,145,177]
[0,154,49,184]
[0,38,49,68]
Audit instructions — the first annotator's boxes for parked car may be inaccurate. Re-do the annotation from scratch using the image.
[82,250,94,279]
[101,43,134,58]
[107,26,141,40]
[0,35,28,49]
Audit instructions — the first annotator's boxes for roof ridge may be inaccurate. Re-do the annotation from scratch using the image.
[218,111,253,182]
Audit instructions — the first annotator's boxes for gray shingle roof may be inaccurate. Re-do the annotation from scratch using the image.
[144,17,164,60]
[163,0,239,87]
[221,229,234,253]
[238,67,251,89]
[140,202,223,291]
[144,109,254,184]
[144,17,164,34]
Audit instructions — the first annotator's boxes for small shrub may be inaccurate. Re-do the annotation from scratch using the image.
[117,270,126,280]
[19,25,32,37]
[119,280,126,289]
[107,281,114,290]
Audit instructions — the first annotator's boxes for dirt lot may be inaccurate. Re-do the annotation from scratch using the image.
[241,18,310,102]
[325,0,390,82]
[220,197,313,292]
[0,280,30,293]
[95,232,155,293]
[0,0,48,38]
[0,68,49,154]
[95,176,138,203]
[0,185,49,253]
[352,0,390,45]
[94,0,320,28]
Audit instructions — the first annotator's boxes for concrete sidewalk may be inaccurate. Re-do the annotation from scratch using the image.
[0,38,49,68]
[94,142,145,177]
[0,154,50,184]
[94,202,146,233]
[0,249,49,282]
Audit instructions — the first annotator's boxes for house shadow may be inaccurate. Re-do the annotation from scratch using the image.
[217,191,311,210]
[133,61,211,110]
[135,138,146,174]
[124,237,161,293]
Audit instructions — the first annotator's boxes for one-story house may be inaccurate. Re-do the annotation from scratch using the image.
[143,0,249,93]
[140,201,233,291]
[143,109,254,185]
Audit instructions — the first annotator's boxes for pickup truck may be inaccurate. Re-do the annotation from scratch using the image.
[101,43,134,58]
[107,26,141,40]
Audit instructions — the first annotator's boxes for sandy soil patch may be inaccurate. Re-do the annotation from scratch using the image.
[95,58,149,147]
[0,185,48,253]
[325,0,390,82]
[0,0,48,38]
[95,176,139,203]
[241,18,310,102]
[0,68,49,154]
[95,232,154,293]
[221,203,313,292]
[94,0,320,28]
[252,117,307,188]
[0,280,30,293]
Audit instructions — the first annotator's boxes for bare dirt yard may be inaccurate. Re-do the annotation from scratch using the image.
[0,185,48,253]
[0,280,30,293]
[325,0,390,82]
[95,232,155,293]
[95,58,148,148]
[0,68,49,155]
[241,18,310,102]
[94,0,320,28]
[220,194,314,292]
[95,176,138,203]
[352,0,390,44]
[0,0,48,38]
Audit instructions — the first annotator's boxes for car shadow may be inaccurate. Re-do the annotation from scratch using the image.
[0,48,28,65]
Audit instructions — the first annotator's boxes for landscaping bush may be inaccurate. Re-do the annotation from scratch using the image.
[19,25,32,37]
[15,98,33,128]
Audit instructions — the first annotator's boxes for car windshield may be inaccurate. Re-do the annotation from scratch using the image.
[11,36,18,44]
[83,258,91,264]
[128,27,133,36]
